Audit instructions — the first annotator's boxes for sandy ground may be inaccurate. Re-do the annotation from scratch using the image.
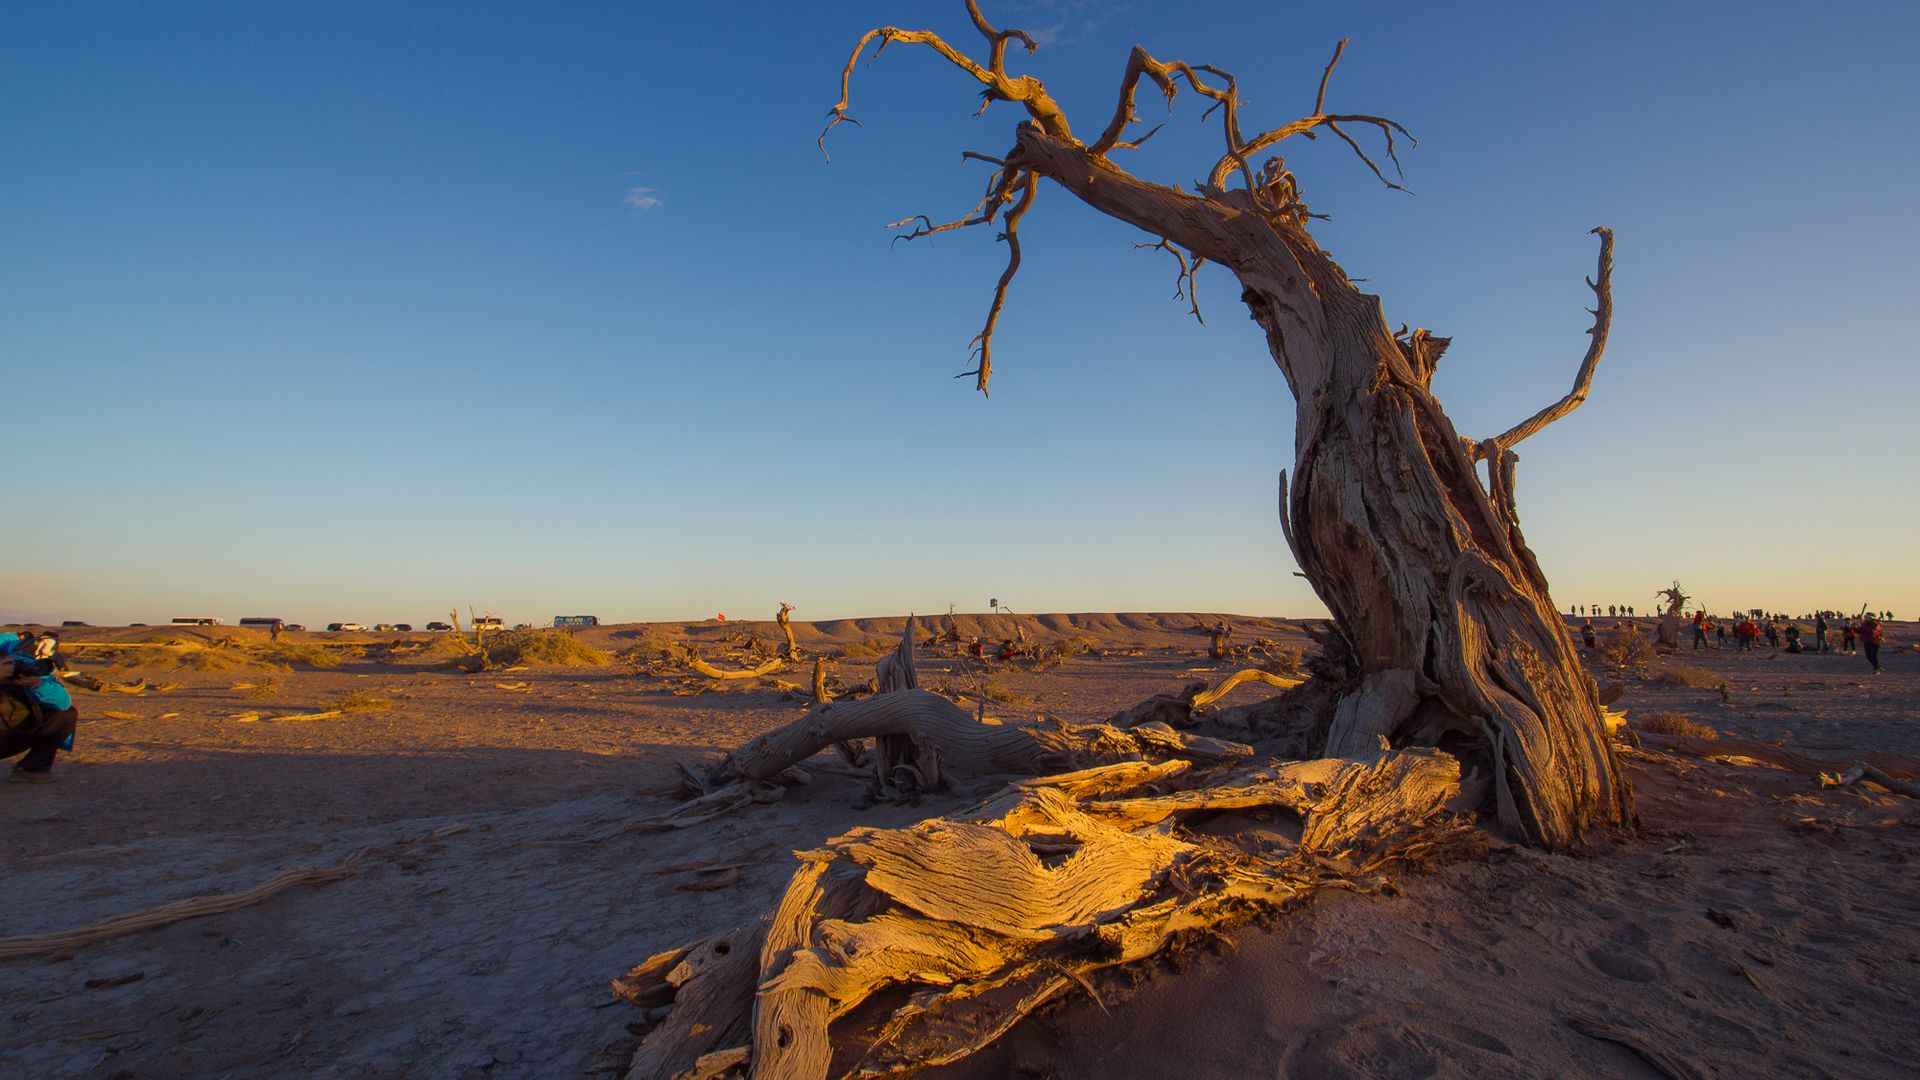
[0,615,1915,1078]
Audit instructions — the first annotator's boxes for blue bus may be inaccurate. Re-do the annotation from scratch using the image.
[553,615,599,628]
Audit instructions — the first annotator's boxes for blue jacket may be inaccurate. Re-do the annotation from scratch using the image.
[0,633,75,712]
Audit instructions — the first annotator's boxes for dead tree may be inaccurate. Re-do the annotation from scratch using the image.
[818,1,1628,848]
[777,603,801,659]
[1655,582,1690,651]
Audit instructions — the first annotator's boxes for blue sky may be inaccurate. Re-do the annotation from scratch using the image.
[4,1,1916,626]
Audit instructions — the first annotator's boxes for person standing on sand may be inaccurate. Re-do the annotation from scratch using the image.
[1580,619,1596,649]
[0,631,79,783]
[1766,619,1780,649]
[1860,614,1884,674]
[1693,611,1709,651]
[1841,621,1856,654]
[1815,612,1829,652]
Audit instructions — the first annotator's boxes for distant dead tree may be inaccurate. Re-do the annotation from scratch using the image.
[816,1,1626,847]
[1654,582,1690,651]
[776,602,800,659]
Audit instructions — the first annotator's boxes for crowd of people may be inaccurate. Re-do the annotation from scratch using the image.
[0,629,79,782]
[1573,605,1895,675]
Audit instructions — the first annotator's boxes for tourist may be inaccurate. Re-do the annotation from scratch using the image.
[1860,613,1885,674]
[0,630,79,783]
[1581,620,1597,649]
[1692,611,1709,651]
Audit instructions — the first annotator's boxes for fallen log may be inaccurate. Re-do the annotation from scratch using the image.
[690,656,786,681]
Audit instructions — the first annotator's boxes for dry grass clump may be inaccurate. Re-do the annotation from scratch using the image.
[334,690,395,714]
[483,628,611,667]
[1639,711,1718,740]
[1651,663,1726,691]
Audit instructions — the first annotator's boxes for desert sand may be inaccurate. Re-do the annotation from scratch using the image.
[1,614,1915,1078]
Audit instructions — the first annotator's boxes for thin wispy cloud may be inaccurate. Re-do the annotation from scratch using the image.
[623,186,662,211]
[1008,0,1123,48]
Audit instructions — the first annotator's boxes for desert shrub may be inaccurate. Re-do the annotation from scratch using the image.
[483,628,611,667]
[1055,636,1098,659]
[1639,711,1717,740]
[1651,663,1726,690]
[334,690,394,713]
[1601,626,1656,669]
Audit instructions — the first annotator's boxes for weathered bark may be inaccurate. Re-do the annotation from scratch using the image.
[622,745,1478,1080]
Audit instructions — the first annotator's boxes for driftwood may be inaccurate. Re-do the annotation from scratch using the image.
[690,656,786,681]
[618,746,1477,1079]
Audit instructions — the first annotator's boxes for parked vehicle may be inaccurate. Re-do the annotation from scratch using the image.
[325,622,367,633]
[129,623,148,627]
[425,621,453,632]
[374,623,395,632]
[473,617,505,632]
[283,624,306,632]
[60,620,88,627]
[171,617,220,626]
[392,623,413,632]
[238,617,285,631]
[553,615,599,628]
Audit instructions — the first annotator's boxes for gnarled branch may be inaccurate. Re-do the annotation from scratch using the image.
[1472,227,1614,461]
[819,17,1070,161]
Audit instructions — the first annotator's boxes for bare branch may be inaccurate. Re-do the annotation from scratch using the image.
[888,163,1022,244]
[1473,227,1615,460]
[954,171,1039,396]
[1313,37,1349,115]
[1133,237,1206,324]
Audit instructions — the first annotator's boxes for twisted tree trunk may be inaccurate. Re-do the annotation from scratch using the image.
[1009,127,1629,847]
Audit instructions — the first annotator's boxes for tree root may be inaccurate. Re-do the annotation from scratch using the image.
[615,746,1479,1078]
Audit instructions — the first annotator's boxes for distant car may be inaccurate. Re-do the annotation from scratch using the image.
[473,617,505,632]
[129,623,147,627]
[392,624,413,632]
[60,620,88,627]
[425,621,453,632]
[171,617,220,626]
[326,622,367,632]
[553,615,599,628]
[283,624,306,632]
[374,623,396,632]
[513,623,532,631]
[238,617,285,631]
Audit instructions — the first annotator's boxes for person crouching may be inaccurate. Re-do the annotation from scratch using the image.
[1,630,79,783]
